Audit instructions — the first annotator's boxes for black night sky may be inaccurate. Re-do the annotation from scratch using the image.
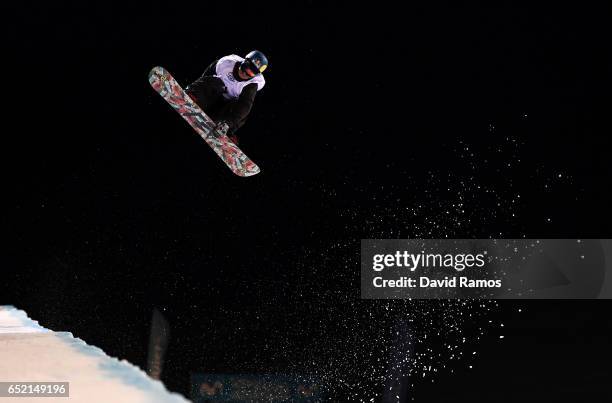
[3,2,612,402]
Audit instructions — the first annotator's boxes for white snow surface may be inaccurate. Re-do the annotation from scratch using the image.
[0,306,190,402]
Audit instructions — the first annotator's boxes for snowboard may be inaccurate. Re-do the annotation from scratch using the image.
[148,66,260,177]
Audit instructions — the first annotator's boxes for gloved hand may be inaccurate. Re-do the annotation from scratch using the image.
[214,120,230,137]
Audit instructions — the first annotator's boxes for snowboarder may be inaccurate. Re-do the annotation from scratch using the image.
[186,50,268,144]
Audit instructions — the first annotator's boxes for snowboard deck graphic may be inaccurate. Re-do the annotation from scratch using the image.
[148,66,260,177]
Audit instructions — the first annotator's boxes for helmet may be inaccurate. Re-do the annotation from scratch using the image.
[240,50,268,78]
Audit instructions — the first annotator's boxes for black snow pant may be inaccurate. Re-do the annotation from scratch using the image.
[185,76,246,134]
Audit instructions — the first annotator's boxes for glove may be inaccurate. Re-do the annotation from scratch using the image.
[214,120,230,137]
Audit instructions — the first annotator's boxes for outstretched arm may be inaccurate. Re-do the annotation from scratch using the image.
[202,59,219,77]
[186,59,219,95]
[184,59,225,109]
